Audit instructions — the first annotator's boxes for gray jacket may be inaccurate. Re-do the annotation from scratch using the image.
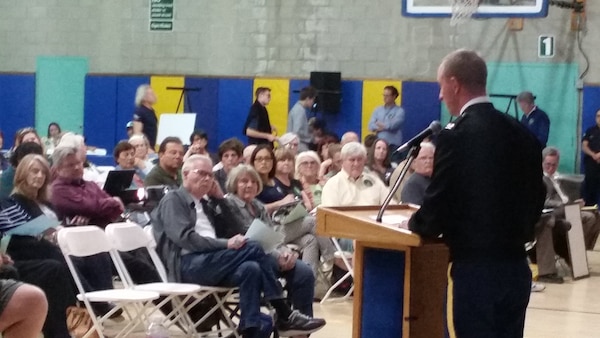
[151,187,242,282]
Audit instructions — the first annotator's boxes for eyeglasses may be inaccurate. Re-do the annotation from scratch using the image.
[254,156,273,163]
[299,161,318,166]
[190,169,214,179]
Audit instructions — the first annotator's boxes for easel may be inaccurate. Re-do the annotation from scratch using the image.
[166,87,200,113]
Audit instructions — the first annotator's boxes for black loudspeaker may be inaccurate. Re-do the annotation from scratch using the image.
[310,72,342,114]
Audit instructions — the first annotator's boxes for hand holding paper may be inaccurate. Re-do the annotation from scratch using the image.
[245,219,284,252]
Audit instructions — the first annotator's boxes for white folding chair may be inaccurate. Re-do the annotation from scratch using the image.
[320,237,354,304]
[57,226,160,338]
[106,222,240,337]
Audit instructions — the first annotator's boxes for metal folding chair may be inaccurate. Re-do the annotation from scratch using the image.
[57,226,160,338]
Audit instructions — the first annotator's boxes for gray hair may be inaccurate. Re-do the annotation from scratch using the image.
[182,154,212,173]
[295,151,321,174]
[134,84,151,107]
[542,146,560,159]
[420,142,436,151]
[225,164,263,195]
[341,142,367,160]
[56,132,84,149]
[516,91,535,104]
[51,146,80,168]
[128,133,149,145]
[279,132,298,146]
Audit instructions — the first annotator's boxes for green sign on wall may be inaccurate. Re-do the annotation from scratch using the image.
[150,0,174,31]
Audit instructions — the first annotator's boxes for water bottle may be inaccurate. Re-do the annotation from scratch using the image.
[146,318,169,338]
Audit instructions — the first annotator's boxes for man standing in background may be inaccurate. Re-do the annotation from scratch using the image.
[244,87,277,147]
[133,84,159,149]
[287,86,317,152]
[368,85,405,162]
[517,91,550,148]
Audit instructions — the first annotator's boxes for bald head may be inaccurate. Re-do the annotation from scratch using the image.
[341,132,359,145]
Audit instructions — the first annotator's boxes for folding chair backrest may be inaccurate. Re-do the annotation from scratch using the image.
[105,222,151,252]
[105,223,169,283]
[57,225,112,257]
[143,225,169,282]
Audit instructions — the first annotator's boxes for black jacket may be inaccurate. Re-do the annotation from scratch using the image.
[409,103,545,261]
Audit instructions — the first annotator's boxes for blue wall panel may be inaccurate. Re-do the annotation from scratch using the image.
[401,81,441,142]
[84,76,117,151]
[184,78,219,152]
[0,74,36,149]
[217,79,254,146]
[321,80,363,139]
[116,76,151,146]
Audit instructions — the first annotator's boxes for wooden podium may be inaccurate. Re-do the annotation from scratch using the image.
[317,205,449,338]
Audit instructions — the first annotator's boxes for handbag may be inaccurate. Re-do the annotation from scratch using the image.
[272,200,307,225]
[66,305,100,338]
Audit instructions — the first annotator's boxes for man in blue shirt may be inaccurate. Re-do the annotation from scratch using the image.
[287,86,317,152]
[367,86,405,161]
[518,91,550,147]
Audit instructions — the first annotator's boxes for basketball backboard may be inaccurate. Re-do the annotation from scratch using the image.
[402,0,549,18]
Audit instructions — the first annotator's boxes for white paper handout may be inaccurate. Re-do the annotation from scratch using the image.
[245,219,284,253]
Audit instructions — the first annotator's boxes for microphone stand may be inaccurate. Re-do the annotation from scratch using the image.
[376,145,420,222]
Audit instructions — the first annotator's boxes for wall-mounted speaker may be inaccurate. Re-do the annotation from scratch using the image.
[310,71,342,114]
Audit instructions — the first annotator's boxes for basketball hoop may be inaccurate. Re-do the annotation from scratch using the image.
[449,0,480,26]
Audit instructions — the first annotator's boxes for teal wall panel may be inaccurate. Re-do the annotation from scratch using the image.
[36,56,89,136]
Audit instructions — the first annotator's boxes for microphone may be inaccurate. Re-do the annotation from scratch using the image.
[393,121,442,154]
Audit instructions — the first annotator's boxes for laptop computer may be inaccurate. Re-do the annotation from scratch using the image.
[103,170,136,203]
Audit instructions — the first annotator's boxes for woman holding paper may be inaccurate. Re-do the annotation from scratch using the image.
[224,164,317,318]
[0,154,116,338]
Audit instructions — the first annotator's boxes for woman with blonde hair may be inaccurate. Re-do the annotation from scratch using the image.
[1,154,116,337]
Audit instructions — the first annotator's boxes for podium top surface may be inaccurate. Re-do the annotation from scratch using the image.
[316,205,423,247]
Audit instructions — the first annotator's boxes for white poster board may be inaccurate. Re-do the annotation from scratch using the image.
[564,204,590,279]
[156,113,197,146]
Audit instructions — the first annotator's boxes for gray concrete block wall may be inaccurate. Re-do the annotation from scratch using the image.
[0,0,597,82]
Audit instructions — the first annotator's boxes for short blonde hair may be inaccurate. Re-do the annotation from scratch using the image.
[226,164,263,195]
[12,154,51,202]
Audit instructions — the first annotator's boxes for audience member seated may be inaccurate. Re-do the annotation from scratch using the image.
[279,133,300,156]
[42,122,63,152]
[242,144,257,165]
[400,142,435,205]
[213,138,244,192]
[251,146,334,278]
[128,134,157,176]
[57,132,107,187]
[295,151,323,210]
[151,155,326,338]
[367,138,394,185]
[321,142,390,252]
[184,129,218,164]
[7,127,43,158]
[340,131,359,145]
[316,134,339,163]
[318,143,342,183]
[0,143,44,198]
[0,278,47,338]
[144,137,184,188]
[0,131,8,172]
[113,141,144,188]
[223,164,316,312]
[0,153,116,337]
[537,147,600,279]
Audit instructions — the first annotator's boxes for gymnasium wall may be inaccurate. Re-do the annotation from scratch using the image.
[0,1,599,173]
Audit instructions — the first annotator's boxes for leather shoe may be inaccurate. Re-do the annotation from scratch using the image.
[537,273,564,284]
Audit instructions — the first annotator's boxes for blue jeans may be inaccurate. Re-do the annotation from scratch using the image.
[181,241,311,330]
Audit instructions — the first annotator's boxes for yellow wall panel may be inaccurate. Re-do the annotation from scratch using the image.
[150,76,186,119]
[361,80,402,141]
[253,78,290,139]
